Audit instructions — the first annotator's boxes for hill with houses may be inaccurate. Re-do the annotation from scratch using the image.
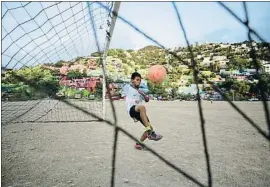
[2,41,270,101]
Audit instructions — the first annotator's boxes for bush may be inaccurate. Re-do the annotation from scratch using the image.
[65,88,78,98]
[82,89,90,98]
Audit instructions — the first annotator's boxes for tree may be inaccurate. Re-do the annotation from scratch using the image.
[170,87,178,99]
[228,57,249,71]
[147,81,166,95]
[95,83,102,99]
[37,79,59,97]
[210,72,216,78]
[67,69,86,79]
[82,89,90,98]
[2,66,60,99]
[218,78,251,100]
[252,73,270,99]
[91,52,103,57]
[122,58,127,64]
[108,49,117,56]
[188,78,194,85]
[54,60,66,67]
[95,58,101,66]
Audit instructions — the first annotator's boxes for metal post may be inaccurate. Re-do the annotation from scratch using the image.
[101,2,121,120]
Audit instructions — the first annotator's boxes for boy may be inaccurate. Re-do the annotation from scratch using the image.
[125,72,163,150]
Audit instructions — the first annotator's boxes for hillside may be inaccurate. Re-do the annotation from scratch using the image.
[2,41,270,101]
[94,41,269,86]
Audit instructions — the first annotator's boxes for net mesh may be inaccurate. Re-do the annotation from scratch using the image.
[2,1,114,122]
[2,1,112,69]
[1,2,270,187]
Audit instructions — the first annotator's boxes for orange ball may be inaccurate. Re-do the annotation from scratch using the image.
[147,65,167,84]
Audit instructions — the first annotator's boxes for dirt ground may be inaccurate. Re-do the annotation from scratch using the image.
[1,100,270,187]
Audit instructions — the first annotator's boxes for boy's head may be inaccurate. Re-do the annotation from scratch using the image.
[131,72,141,88]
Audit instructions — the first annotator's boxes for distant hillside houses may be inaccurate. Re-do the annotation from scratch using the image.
[37,41,269,99]
[263,63,270,74]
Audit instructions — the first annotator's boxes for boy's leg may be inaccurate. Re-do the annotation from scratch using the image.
[135,105,162,142]
[135,105,151,128]
[134,116,152,150]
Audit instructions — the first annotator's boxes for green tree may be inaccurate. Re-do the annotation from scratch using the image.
[147,81,166,95]
[37,79,59,97]
[108,49,117,56]
[210,72,216,78]
[67,70,86,79]
[228,57,249,71]
[54,60,65,67]
[95,58,101,66]
[170,87,178,99]
[2,66,60,99]
[91,52,103,57]
[82,89,90,98]
[252,73,270,99]
[95,83,102,99]
[66,87,77,98]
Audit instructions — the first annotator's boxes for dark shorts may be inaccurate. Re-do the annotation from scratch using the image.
[129,105,149,124]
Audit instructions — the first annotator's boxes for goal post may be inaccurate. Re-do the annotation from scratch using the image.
[101,2,121,120]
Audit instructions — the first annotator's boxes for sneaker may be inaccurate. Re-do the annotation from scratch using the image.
[134,143,145,150]
[148,131,163,141]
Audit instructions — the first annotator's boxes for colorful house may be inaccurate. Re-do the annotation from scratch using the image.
[60,76,102,92]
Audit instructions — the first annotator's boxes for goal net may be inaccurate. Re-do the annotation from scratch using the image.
[1,2,118,124]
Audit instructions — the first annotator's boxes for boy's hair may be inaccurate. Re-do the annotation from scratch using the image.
[131,72,141,80]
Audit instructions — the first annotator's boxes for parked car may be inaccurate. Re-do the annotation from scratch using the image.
[248,98,259,101]
[111,96,120,100]
[89,94,95,100]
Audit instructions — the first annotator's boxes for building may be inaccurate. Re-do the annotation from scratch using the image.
[201,57,212,67]
[59,76,102,92]
[263,63,270,74]
[68,63,87,73]
[178,84,198,95]
[212,56,227,61]
[88,58,97,70]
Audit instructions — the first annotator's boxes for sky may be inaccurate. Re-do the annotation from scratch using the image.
[2,2,111,68]
[110,1,270,50]
[1,1,270,69]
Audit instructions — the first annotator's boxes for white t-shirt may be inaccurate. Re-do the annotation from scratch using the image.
[122,84,144,113]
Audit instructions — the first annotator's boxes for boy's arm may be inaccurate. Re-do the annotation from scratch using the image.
[138,90,149,102]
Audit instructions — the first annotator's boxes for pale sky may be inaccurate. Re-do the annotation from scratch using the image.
[110,1,270,49]
[2,1,270,69]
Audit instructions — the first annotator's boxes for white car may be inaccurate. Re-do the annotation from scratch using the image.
[248,98,259,101]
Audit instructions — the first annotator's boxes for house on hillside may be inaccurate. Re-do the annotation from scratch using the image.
[220,69,239,76]
[60,76,102,92]
[69,63,87,73]
[179,75,193,87]
[220,44,230,48]
[263,63,270,74]
[231,74,248,81]
[196,55,204,60]
[59,64,69,75]
[242,69,257,75]
[213,56,227,61]
[88,58,97,70]
[87,69,103,77]
[201,57,212,67]
[210,75,225,84]
[178,84,199,95]
[106,56,123,72]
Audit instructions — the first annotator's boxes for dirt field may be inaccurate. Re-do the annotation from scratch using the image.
[2,100,270,187]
